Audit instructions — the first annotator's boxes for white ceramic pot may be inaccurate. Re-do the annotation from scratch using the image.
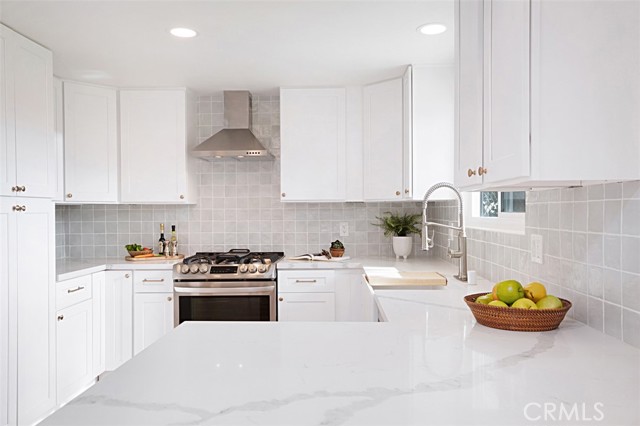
[392,236,413,260]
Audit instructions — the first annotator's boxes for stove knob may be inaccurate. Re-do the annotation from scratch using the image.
[238,264,249,273]
[189,264,200,274]
[248,264,258,273]
[180,264,190,274]
[199,264,209,274]
[258,264,268,273]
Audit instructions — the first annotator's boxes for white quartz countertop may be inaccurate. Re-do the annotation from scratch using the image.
[56,257,181,281]
[45,256,640,425]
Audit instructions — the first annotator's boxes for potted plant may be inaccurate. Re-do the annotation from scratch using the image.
[373,212,421,259]
[330,240,345,257]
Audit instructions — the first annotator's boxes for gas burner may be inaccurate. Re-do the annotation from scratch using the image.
[176,249,284,280]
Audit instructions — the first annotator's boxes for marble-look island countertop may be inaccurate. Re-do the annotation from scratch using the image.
[43,256,640,425]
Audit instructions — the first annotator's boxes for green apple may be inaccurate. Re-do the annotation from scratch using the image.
[536,295,563,309]
[488,300,508,308]
[511,298,538,310]
[495,280,524,305]
[475,294,494,305]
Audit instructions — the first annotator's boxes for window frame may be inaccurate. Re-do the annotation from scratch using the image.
[463,191,526,235]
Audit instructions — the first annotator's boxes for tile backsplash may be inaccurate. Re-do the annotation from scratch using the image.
[430,182,640,348]
[54,93,640,348]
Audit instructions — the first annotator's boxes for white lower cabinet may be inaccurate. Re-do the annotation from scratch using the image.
[133,270,174,355]
[133,293,174,355]
[56,299,93,406]
[1,197,56,425]
[104,271,133,371]
[277,269,377,322]
[278,293,335,322]
[277,270,336,321]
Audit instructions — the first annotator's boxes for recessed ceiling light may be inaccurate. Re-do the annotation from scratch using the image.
[170,28,198,38]
[417,23,447,35]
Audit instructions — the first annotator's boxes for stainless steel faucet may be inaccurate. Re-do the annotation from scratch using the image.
[422,182,468,282]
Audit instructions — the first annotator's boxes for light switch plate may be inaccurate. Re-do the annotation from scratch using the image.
[340,222,349,237]
[531,234,543,264]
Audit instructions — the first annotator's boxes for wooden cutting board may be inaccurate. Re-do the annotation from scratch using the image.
[125,254,184,262]
[366,271,447,289]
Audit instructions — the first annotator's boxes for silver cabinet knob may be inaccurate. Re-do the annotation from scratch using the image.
[167,296,172,302]
[125,273,130,278]
[11,186,17,192]
[66,193,73,198]
[57,315,64,321]
[281,192,286,198]
[278,297,284,302]
[12,205,22,212]
[404,189,410,194]
[395,191,401,196]
[19,186,25,192]
[179,194,185,200]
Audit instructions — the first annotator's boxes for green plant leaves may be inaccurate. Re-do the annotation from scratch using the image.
[372,212,421,237]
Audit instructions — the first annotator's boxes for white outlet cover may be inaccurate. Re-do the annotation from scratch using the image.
[340,222,349,237]
[531,234,543,264]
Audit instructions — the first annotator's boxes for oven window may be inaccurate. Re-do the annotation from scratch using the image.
[178,295,271,323]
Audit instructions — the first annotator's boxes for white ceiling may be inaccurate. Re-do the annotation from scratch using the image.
[0,0,455,95]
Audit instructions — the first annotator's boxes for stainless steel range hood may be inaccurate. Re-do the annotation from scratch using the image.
[192,91,273,160]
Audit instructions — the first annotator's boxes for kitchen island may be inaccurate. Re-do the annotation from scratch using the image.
[42,257,640,425]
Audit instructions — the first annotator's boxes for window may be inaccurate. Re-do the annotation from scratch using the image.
[465,191,526,234]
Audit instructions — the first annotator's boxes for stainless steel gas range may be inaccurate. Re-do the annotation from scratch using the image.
[172,249,285,324]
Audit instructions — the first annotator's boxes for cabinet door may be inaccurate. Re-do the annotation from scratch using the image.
[14,198,56,425]
[278,293,335,322]
[412,65,455,199]
[454,0,484,188]
[0,205,12,425]
[63,82,118,202]
[56,299,93,406]
[402,67,413,199]
[482,0,530,184]
[133,293,174,355]
[280,88,346,201]
[120,90,188,203]
[8,28,55,198]
[92,272,106,377]
[104,271,133,371]
[363,78,404,201]
[0,27,16,198]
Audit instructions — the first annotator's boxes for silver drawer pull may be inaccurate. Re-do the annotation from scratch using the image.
[142,279,165,283]
[295,279,317,283]
[67,286,85,293]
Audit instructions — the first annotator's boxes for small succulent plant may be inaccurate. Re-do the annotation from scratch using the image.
[330,240,344,249]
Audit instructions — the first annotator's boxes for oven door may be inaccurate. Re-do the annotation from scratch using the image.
[173,282,276,325]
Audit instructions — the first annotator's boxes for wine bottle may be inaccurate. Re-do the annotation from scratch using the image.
[158,223,166,255]
[169,225,178,256]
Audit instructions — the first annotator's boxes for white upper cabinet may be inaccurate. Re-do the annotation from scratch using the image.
[280,88,346,202]
[63,82,118,203]
[455,0,640,190]
[363,78,406,201]
[411,64,455,200]
[0,24,55,199]
[120,89,198,203]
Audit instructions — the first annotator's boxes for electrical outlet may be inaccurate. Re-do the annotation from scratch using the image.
[339,222,349,237]
[531,234,543,264]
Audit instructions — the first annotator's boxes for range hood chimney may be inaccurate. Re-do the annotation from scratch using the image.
[192,91,273,160]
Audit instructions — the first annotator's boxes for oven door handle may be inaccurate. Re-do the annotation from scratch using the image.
[174,285,275,295]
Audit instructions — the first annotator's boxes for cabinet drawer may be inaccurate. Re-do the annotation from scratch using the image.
[277,270,335,293]
[57,275,92,310]
[134,270,173,293]
[278,292,335,321]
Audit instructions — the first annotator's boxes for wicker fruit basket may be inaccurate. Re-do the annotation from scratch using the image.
[464,292,572,332]
[127,249,153,257]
